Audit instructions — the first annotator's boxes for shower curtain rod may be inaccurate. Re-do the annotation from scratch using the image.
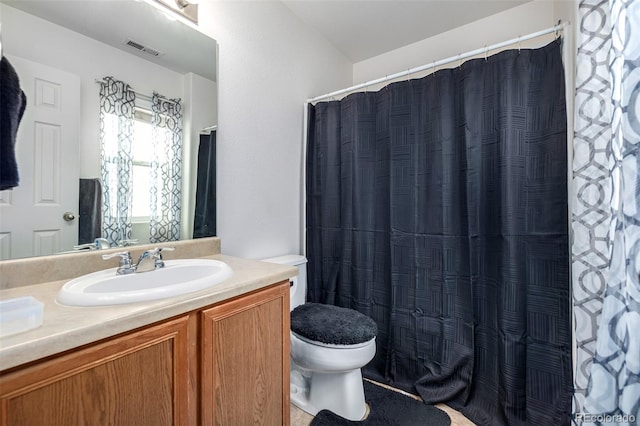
[200,125,217,134]
[306,21,569,104]
[94,79,179,105]
[300,20,570,256]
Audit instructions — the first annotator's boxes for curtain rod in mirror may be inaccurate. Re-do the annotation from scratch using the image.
[94,79,179,105]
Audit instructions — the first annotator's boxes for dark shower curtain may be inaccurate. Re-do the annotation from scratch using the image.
[306,40,572,426]
[193,131,216,238]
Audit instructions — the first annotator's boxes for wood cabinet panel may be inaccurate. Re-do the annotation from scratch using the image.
[0,281,290,426]
[0,315,190,426]
[201,282,290,426]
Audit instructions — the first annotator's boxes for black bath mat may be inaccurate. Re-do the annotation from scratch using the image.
[309,380,451,426]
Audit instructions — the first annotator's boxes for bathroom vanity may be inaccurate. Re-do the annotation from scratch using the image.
[0,238,295,425]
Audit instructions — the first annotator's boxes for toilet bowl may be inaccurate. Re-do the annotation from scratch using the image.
[262,255,378,421]
[290,331,376,420]
[291,332,376,372]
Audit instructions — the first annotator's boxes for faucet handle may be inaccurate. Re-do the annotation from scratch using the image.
[149,247,175,268]
[154,246,175,255]
[144,246,175,259]
[102,251,134,274]
[102,251,131,261]
[73,242,97,251]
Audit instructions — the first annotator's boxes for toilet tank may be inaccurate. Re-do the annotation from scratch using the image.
[261,255,307,310]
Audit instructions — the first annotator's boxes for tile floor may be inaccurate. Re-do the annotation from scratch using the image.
[290,380,476,425]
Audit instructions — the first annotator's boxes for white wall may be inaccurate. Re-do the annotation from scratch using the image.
[196,1,353,259]
[353,1,560,86]
[1,4,187,179]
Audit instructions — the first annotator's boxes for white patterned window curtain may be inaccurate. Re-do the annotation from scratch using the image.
[573,0,640,425]
[150,93,183,243]
[99,77,135,246]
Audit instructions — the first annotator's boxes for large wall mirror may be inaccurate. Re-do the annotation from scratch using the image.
[0,0,218,260]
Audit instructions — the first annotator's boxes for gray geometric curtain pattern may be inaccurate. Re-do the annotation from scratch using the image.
[573,1,640,424]
[99,76,135,246]
[149,93,182,243]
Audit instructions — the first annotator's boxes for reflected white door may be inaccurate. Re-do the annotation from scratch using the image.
[0,55,80,260]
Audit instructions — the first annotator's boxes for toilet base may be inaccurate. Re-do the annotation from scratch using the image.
[290,362,367,421]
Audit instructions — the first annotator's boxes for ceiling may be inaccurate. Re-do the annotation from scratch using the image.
[3,0,217,81]
[282,0,532,62]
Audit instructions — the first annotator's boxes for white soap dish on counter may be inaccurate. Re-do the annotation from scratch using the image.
[0,296,44,337]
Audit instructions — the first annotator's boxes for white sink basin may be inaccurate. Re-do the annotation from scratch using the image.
[57,259,233,306]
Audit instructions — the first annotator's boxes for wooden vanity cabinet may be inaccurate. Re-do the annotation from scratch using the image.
[201,282,290,426]
[0,281,290,426]
[0,315,191,426]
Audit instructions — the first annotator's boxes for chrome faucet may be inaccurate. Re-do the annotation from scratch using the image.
[102,247,175,275]
[95,238,111,249]
[117,239,139,247]
[135,247,175,273]
[73,238,111,251]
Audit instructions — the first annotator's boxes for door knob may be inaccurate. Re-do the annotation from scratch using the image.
[63,212,76,222]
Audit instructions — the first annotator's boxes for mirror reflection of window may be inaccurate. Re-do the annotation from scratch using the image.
[132,109,153,221]
[0,0,217,258]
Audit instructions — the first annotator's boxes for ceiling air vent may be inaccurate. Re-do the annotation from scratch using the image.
[124,39,162,57]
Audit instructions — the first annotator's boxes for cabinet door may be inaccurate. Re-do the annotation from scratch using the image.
[0,315,191,426]
[201,282,290,426]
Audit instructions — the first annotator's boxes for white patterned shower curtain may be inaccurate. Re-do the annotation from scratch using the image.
[573,0,640,424]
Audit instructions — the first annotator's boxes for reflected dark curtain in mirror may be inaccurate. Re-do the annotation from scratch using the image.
[193,131,216,238]
[306,40,571,426]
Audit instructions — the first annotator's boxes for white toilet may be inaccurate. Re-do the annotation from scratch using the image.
[262,255,377,421]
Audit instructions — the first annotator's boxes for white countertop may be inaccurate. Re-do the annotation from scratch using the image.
[0,254,296,371]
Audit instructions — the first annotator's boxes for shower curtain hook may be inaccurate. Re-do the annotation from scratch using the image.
[555,19,561,39]
[484,45,488,62]
[518,36,522,53]
[432,60,436,77]
[458,54,462,69]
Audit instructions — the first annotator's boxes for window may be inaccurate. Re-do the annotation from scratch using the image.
[99,77,183,245]
[131,109,153,221]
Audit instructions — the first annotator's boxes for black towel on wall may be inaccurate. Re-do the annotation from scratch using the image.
[0,56,27,190]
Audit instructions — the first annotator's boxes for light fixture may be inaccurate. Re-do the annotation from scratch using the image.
[152,0,198,24]
[175,0,196,9]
